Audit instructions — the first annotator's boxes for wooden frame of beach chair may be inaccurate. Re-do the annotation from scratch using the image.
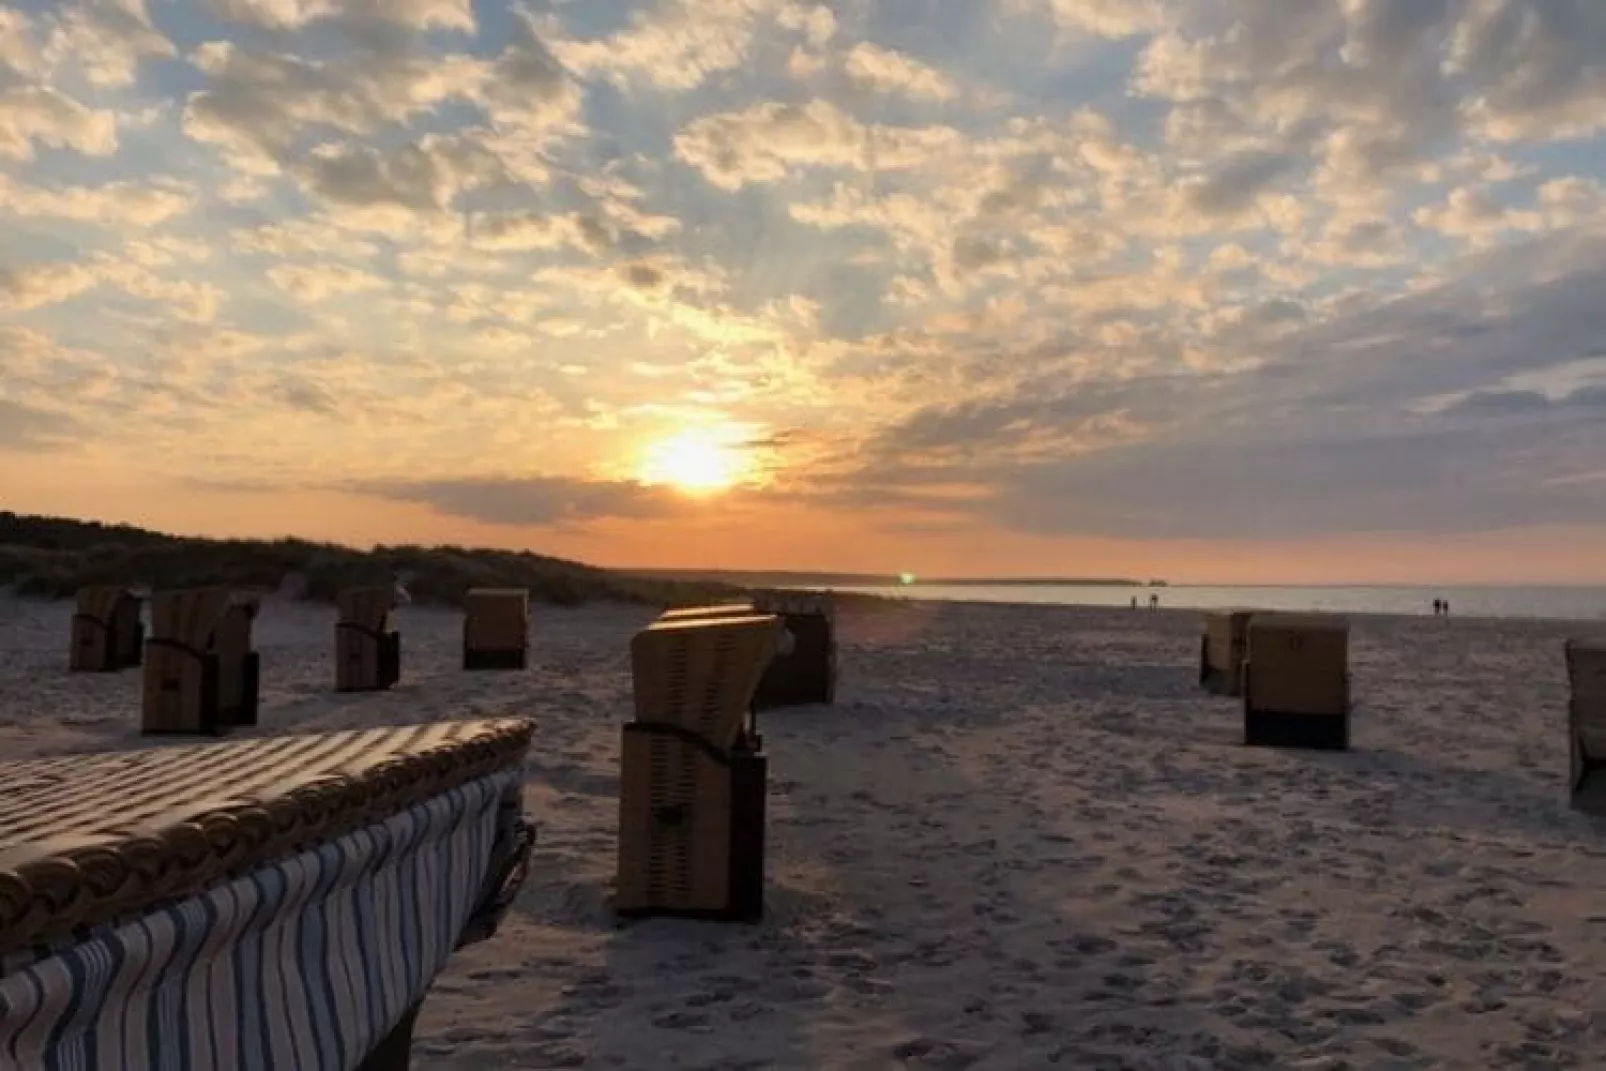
[462,587,529,670]
[336,585,401,692]
[614,613,783,922]
[141,587,261,735]
[1199,609,1255,697]
[1242,612,1351,751]
[68,584,144,672]
[1566,638,1606,814]
[658,602,756,622]
[0,718,537,1070]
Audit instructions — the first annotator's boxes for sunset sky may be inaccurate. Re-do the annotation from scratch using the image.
[3,0,1605,584]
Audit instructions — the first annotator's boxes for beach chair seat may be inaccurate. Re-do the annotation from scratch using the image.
[462,588,529,670]
[1566,638,1606,814]
[615,614,782,922]
[141,587,261,735]
[68,584,145,672]
[1199,609,1254,697]
[336,585,402,692]
[1242,613,1350,751]
[0,718,535,1071]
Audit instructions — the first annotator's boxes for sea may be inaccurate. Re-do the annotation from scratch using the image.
[832,583,1606,623]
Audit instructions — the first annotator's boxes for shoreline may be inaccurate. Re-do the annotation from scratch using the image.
[824,591,1606,630]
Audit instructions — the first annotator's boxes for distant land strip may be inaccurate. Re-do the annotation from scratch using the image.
[625,569,1155,588]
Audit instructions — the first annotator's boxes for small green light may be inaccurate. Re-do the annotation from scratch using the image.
[899,572,916,586]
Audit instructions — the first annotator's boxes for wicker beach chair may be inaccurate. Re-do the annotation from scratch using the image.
[0,718,536,1070]
[749,589,839,709]
[1242,612,1351,751]
[615,613,783,922]
[68,584,145,673]
[336,585,401,692]
[141,587,262,735]
[462,588,529,670]
[1566,638,1606,814]
[1199,609,1254,697]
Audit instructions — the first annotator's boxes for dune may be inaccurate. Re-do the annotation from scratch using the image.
[1,592,1602,1068]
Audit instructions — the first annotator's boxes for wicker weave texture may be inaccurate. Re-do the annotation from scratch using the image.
[336,586,399,691]
[70,586,142,672]
[464,589,529,652]
[0,717,533,954]
[614,729,733,914]
[629,615,781,750]
[1245,613,1350,717]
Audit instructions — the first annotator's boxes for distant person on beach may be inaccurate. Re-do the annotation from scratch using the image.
[1432,598,1442,616]
[1131,596,1138,609]
[1149,593,1159,610]
[1442,598,1450,616]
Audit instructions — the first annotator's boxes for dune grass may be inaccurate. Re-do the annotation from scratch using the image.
[0,511,745,608]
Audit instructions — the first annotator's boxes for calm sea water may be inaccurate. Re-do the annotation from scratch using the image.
[833,584,1606,622]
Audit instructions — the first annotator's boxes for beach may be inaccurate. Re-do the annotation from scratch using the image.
[2,594,1604,1069]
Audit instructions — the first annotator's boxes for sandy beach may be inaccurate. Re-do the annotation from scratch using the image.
[2,594,1604,1069]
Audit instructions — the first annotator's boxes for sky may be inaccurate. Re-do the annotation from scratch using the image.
[3,0,1606,584]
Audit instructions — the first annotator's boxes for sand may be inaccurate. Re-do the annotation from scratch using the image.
[3,593,1606,1069]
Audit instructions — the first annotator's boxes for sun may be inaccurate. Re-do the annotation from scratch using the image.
[639,429,747,495]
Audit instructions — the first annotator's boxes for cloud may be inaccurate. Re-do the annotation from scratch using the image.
[266,262,389,302]
[1008,0,1165,39]
[44,0,176,89]
[841,43,959,102]
[0,399,83,452]
[803,227,1606,540]
[354,475,687,527]
[0,262,99,312]
[1185,149,1302,217]
[0,86,119,161]
[0,174,192,227]
[550,0,787,92]
[7,0,1606,574]
[674,99,960,189]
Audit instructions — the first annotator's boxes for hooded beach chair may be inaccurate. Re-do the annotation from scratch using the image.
[0,718,536,1071]
[336,585,401,692]
[462,587,529,670]
[1242,612,1351,751]
[1567,638,1606,814]
[614,613,783,922]
[141,587,262,735]
[658,594,839,710]
[1199,609,1255,697]
[749,589,839,709]
[68,584,144,672]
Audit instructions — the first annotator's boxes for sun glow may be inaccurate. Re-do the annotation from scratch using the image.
[639,428,749,495]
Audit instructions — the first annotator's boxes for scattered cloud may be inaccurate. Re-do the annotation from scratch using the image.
[4,0,1606,576]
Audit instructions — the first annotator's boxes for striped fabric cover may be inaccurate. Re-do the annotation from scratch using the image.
[0,768,520,1071]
